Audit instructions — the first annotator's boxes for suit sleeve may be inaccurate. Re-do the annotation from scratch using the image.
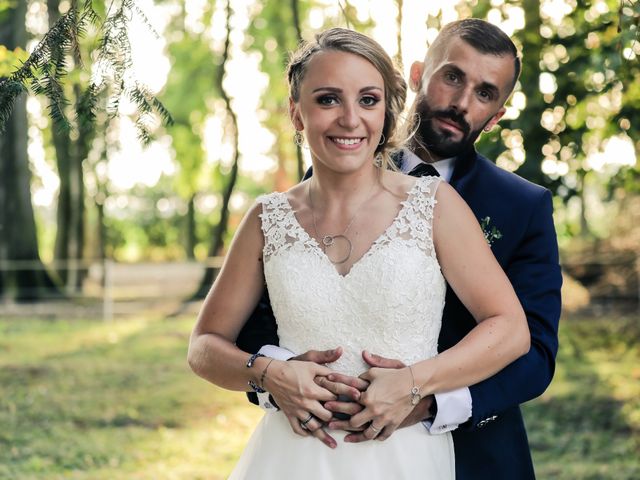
[461,189,562,431]
[235,287,280,405]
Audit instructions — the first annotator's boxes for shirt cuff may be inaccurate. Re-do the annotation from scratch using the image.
[423,388,472,434]
[258,344,295,361]
[255,345,295,413]
[256,391,279,412]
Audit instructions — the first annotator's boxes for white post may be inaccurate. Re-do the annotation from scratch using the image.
[103,259,114,322]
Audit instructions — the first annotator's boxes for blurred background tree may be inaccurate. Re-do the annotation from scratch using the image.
[0,1,59,301]
[0,0,172,300]
[0,0,638,306]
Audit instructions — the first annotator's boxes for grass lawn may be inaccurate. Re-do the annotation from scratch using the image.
[1,314,638,479]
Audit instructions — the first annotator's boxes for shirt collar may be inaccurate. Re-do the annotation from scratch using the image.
[400,148,456,182]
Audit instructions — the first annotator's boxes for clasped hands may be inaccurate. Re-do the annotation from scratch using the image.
[262,347,434,449]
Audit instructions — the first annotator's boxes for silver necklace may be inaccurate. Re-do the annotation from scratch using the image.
[307,182,376,265]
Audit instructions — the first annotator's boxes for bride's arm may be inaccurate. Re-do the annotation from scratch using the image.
[350,182,529,438]
[188,203,267,390]
[412,181,529,391]
[188,203,337,436]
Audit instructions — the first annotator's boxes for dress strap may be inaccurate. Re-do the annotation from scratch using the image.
[256,192,318,262]
[401,176,442,259]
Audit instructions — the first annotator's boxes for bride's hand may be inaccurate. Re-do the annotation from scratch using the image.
[263,360,338,444]
[332,352,435,443]
[348,357,416,441]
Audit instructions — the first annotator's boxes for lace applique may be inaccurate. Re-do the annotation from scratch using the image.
[257,192,321,263]
[367,175,440,260]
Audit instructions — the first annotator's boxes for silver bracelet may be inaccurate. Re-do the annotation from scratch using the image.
[408,365,421,406]
[259,358,275,390]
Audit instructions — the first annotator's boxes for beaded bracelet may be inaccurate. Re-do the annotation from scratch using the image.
[247,352,266,393]
[246,352,265,368]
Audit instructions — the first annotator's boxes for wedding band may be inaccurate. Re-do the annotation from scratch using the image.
[369,423,382,433]
[300,413,314,429]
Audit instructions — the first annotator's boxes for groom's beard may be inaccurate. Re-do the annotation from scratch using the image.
[414,99,486,159]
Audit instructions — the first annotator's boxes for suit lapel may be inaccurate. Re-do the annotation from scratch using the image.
[449,146,478,195]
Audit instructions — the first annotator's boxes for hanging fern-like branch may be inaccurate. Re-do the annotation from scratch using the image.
[0,0,172,139]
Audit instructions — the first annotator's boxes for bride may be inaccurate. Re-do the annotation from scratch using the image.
[188,28,529,479]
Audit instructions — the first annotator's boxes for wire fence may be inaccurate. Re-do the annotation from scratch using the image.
[0,256,638,320]
[0,258,224,320]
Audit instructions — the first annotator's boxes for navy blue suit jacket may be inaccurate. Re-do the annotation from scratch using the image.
[236,146,562,479]
[441,147,562,479]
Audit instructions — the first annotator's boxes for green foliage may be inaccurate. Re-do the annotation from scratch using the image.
[0,45,28,76]
[104,179,187,261]
[1,2,90,132]
[473,0,639,204]
[162,8,217,199]
[0,0,172,142]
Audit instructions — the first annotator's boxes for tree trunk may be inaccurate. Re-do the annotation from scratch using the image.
[514,0,547,186]
[0,2,60,302]
[192,0,240,299]
[52,116,72,272]
[291,0,304,180]
[48,0,87,291]
[185,194,196,260]
[96,197,106,260]
[578,170,590,237]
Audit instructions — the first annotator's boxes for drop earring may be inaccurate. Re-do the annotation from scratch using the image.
[294,131,309,149]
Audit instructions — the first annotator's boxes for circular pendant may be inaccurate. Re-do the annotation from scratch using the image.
[322,235,335,247]
[326,234,353,265]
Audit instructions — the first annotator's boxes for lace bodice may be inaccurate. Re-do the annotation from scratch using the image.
[257,176,446,376]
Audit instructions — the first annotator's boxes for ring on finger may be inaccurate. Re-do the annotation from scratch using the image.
[369,423,382,434]
[300,413,314,429]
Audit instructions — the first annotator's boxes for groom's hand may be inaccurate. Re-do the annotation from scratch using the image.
[293,347,365,401]
[340,351,435,443]
[293,347,343,364]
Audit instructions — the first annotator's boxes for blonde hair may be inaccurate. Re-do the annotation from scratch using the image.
[287,28,407,170]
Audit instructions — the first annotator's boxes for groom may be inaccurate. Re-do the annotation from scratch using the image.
[237,18,562,479]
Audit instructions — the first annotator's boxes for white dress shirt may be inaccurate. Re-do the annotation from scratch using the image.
[255,149,473,433]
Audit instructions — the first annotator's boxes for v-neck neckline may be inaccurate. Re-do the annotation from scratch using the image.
[281,178,421,279]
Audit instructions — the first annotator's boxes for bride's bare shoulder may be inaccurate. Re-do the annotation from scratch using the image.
[381,170,419,196]
[281,180,310,211]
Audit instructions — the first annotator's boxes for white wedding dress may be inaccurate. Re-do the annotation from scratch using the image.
[230,176,454,479]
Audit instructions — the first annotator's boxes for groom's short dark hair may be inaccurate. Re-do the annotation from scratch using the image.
[432,18,521,92]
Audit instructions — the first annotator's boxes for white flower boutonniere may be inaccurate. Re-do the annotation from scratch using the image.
[480,216,503,246]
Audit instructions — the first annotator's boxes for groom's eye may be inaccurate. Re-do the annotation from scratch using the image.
[444,72,459,84]
[477,89,492,101]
